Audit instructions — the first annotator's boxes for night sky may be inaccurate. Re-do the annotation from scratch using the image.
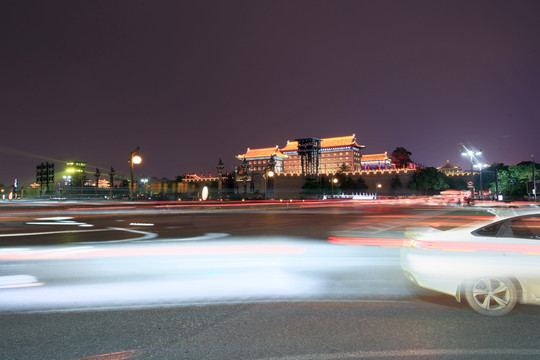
[1,0,539,186]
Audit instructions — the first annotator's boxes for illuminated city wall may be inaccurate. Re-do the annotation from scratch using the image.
[272,169,416,199]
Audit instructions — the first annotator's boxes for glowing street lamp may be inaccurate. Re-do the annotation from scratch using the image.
[376,183,382,198]
[140,178,149,198]
[331,177,338,197]
[461,146,482,173]
[129,147,142,201]
[132,155,142,165]
[264,169,275,200]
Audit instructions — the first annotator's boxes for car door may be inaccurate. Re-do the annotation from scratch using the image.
[503,215,540,300]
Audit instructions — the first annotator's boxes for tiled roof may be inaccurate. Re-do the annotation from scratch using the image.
[361,152,390,162]
[236,146,287,159]
[321,135,364,148]
[281,141,299,152]
[438,160,460,170]
[282,134,365,151]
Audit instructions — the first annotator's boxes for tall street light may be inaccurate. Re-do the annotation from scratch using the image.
[140,178,149,199]
[129,147,142,201]
[474,163,488,199]
[376,183,382,198]
[461,147,482,173]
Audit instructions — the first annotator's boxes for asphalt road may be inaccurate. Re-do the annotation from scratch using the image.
[2,301,540,360]
[1,201,539,359]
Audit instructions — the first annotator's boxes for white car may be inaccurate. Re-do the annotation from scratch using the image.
[401,209,540,316]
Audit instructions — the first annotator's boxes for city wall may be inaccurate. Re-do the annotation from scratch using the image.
[180,169,418,199]
[273,169,416,198]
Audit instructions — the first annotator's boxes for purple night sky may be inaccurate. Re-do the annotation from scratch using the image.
[1,0,539,186]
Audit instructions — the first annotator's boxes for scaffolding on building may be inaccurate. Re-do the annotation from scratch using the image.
[295,137,321,177]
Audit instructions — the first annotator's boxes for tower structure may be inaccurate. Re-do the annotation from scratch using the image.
[295,137,322,177]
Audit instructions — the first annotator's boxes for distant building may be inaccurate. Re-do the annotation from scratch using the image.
[65,161,87,187]
[437,160,462,175]
[361,151,394,170]
[235,134,413,175]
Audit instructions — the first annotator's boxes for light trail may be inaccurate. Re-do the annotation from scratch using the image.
[0,243,307,261]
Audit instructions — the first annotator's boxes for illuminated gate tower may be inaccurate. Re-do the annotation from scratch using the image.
[282,134,365,174]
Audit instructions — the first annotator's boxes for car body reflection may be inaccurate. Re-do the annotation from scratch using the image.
[401,210,540,316]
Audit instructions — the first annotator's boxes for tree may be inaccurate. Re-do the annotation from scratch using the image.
[108,167,115,199]
[355,177,368,191]
[338,163,350,173]
[391,175,402,194]
[390,147,412,169]
[491,163,539,200]
[94,168,101,195]
[408,167,449,194]
[445,176,468,190]
[301,177,321,198]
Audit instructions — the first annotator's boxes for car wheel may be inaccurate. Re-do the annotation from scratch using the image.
[465,277,517,316]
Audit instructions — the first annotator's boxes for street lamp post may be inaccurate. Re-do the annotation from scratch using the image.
[376,183,382,198]
[265,155,276,200]
[474,163,488,199]
[217,158,224,200]
[140,178,148,199]
[461,148,482,173]
[129,147,142,201]
[265,170,275,200]
[331,178,338,198]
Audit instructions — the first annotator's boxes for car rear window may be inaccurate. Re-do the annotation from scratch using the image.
[472,221,504,237]
[509,215,540,239]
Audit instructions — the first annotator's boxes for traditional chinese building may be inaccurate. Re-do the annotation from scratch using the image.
[437,160,462,175]
[281,134,365,173]
[361,152,394,170]
[235,145,287,174]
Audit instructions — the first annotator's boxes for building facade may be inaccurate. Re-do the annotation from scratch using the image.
[281,134,365,173]
[361,152,394,170]
[235,145,287,174]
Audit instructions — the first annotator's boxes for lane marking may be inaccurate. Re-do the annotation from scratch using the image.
[0,227,157,243]
[146,233,230,242]
[33,217,74,221]
[26,216,94,227]
[0,229,109,237]
[102,227,158,242]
